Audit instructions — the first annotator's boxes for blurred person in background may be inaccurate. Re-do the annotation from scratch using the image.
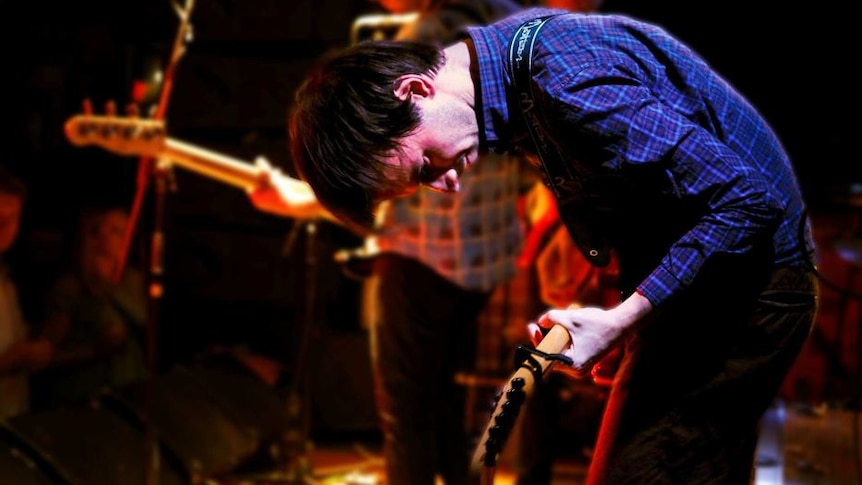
[33,204,147,409]
[355,1,526,484]
[250,2,602,483]
[252,1,525,483]
[0,166,53,420]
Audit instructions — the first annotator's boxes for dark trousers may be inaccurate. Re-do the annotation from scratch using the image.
[587,265,819,484]
[364,254,492,485]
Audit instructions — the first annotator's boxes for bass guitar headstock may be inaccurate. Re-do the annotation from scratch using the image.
[64,114,167,158]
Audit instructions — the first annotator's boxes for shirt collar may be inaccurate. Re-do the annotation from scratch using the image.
[465,25,513,154]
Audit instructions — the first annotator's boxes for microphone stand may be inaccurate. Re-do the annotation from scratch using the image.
[108,2,196,485]
[268,218,320,484]
[141,160,173,485]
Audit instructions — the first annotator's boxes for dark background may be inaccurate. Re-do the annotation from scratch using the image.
[0,0,854,380]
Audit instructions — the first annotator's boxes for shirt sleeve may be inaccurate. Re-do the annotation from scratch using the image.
[545,62,784,306]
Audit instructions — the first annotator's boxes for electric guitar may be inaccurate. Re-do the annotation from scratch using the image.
[63,114,334,222]
[470,324,573,485]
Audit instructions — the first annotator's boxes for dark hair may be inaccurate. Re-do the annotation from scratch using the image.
[0,165,28,201]
[289,39,444,232]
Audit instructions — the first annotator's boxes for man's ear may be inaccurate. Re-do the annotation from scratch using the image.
[393,74,434,101]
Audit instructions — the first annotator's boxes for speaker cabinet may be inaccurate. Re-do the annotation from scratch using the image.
[103,365,263,480]
[3,405,185,485]
[0,426,65,485]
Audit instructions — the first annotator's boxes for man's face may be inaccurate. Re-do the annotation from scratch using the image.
[0,193,23,255]
[378,72,481,199]
[90,209,128,258]
[379,113,480,199]
[82,208,129,281]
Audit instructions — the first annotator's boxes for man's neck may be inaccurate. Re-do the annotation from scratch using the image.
[440,40,475,108]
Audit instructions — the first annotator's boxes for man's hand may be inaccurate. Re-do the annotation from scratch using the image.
[2,340,54,372]
[528,306,620,373]
[21,340,54,370]
[96,320,129,356]
[528,291,652,373]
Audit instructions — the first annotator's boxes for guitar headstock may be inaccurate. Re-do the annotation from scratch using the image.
[469,324,573,482]
[64,114,167,158]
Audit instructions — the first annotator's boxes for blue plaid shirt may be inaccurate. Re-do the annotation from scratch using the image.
[466,8,816,306]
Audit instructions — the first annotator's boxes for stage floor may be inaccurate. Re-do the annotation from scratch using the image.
[214,400,862,485]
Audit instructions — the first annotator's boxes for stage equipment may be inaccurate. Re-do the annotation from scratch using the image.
[349,12,419,44]
[0,424,67,485]
[2,404,185,485]
[100,364,266,482]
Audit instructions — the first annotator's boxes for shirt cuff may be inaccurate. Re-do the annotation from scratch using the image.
[636,263,682,308]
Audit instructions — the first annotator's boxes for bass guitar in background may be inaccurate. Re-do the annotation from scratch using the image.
[63,111,385,276]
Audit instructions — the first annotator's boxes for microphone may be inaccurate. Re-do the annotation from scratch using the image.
[349,12,419,44]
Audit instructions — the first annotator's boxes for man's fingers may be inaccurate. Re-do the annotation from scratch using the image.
[527,322,543,346]
[535,312,554,329]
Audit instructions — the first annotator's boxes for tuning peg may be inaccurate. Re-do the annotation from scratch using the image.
[510,377,526,389]
[105,100,117,116]
[125,103,140,119]
[82,98,93,115]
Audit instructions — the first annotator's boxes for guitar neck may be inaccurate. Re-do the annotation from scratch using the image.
[470,324,571,483]
[160,138,261,191]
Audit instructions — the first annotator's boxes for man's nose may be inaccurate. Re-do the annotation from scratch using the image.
[425,168,459,193]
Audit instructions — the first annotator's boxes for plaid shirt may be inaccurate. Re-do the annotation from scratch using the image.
[374,151,523,292]
[467,8,816,306]
[366,0,526,293]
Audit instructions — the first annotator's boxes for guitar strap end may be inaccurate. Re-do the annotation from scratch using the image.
[514,344,573,382]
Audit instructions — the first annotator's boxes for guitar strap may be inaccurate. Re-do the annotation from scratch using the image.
[508,16,612,267]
